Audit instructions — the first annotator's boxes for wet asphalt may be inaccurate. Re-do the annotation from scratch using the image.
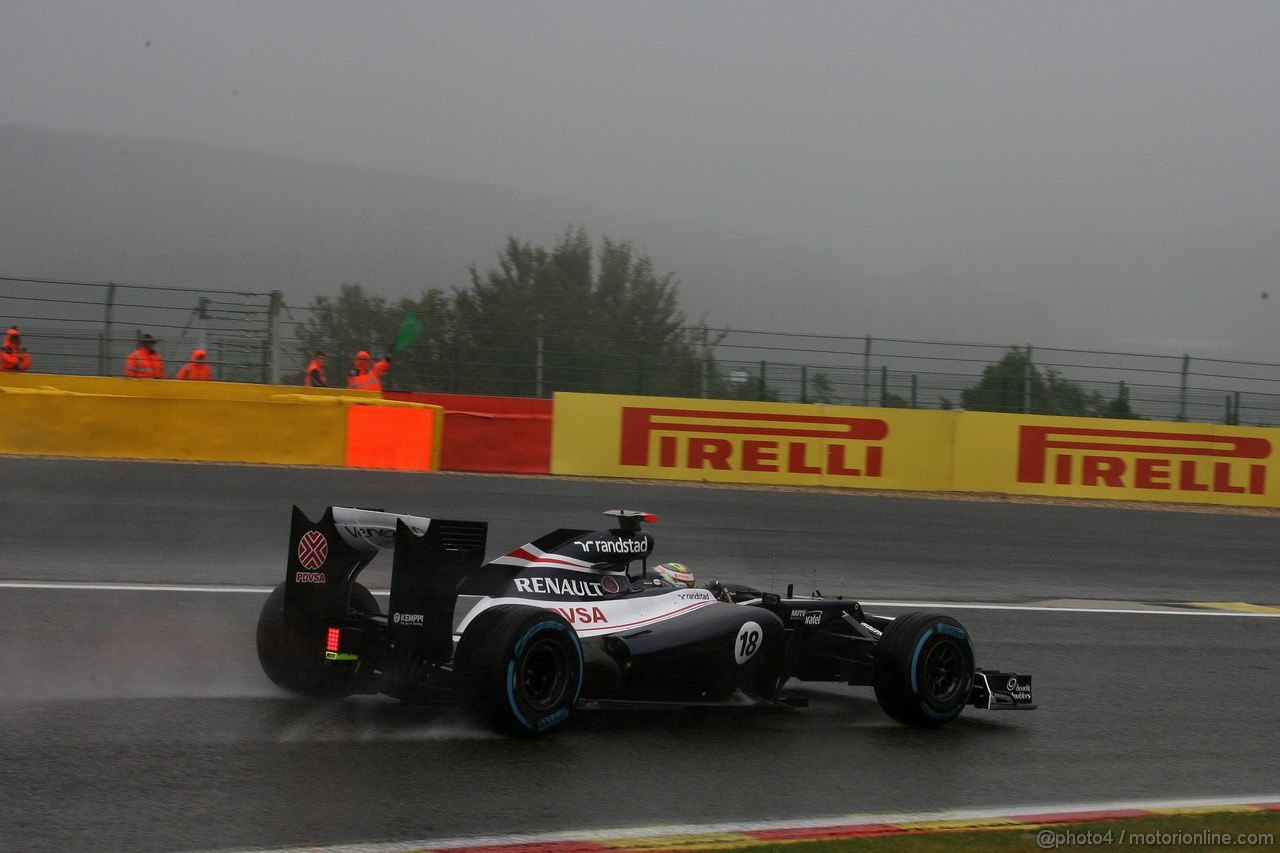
[1,457,1276,851]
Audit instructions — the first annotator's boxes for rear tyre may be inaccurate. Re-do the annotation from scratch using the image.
[256,582,379,698]
[453,605,584,737]
[873,612,974,727]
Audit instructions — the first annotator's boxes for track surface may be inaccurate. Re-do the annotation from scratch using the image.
[1,458,1277,852]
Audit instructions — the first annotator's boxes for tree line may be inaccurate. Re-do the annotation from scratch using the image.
[955,346,1141,418]
[298,227,1142,418]
[298,227,763,400]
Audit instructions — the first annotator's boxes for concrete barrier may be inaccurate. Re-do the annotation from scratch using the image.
[0,371,377,401]
[385,392,552,473]
[0,373,441,470]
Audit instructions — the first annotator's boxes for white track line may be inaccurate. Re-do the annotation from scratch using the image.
[862,600,1280,618]
[0,580,273,593]
[1,579,1278,617]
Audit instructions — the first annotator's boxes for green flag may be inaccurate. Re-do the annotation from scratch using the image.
[391,314,423,354]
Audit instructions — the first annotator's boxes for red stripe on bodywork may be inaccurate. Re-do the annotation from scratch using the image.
[571,600,715,633]
[502,556,596,570]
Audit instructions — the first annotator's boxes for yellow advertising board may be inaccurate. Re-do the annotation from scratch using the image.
[953,411,1280,507]
[0,393,347,465]
[0,371,375,401]
[552,393,957,490]
[0,374,439,470]
[552,393,1280,508]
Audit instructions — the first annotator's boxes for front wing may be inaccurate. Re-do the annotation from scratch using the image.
[970,669,1036,710]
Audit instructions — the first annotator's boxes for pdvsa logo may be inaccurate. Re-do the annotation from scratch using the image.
[1017,425,1271,495]
[619,407,888,477]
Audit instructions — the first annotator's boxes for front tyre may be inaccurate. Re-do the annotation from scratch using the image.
[873,612,975,727]
[453,605,584,737]
[256,582,379,698]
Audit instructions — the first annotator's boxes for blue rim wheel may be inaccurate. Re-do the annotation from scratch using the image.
[454,605,584,737]
[872,612,974,727]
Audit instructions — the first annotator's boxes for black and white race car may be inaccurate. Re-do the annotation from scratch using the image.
[257,507,1035,735]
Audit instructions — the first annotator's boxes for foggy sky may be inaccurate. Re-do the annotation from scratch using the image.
[3,1,1280,356]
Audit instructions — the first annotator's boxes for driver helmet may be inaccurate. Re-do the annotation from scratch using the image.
[651,562,695,588]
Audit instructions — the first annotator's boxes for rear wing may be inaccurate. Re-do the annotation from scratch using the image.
[283,506,485,631]
[388,516,488,664]
[285,506,381,621]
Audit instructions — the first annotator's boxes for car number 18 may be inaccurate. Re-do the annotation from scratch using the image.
[735,622,763,664]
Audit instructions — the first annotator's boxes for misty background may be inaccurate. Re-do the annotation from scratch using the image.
[3,1,1279,360]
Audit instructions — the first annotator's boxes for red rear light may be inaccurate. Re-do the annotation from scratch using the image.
[326,627,341,653]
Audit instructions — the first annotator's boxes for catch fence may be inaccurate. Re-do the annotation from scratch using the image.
[4,276,1280,427]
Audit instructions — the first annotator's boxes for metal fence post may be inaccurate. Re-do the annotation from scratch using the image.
[101,283,116,376]
[1177,354,1190,421]
[800,365,808,404]
[1022,343,1033,414]
[863,334,871,406]
[700,326,710,399]
[535,315,545,398]
[267,291,283,384]
[880,365,888,407]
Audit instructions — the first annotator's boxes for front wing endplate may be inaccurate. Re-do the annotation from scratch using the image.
[970,669,1036,710]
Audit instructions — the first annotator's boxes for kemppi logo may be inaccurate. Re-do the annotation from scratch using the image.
[1017,425,1271,495]
[619,407,888,477]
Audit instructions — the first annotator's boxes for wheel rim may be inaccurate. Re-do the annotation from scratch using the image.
[922,640,964,705]
[517,637,571,712]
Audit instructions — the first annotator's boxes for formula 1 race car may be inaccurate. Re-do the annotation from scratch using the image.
[257,507,1035,736]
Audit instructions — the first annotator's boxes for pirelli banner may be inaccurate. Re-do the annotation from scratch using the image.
[955,412,1278,507]
[552,393,957,491]
[551,393,1280,507]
